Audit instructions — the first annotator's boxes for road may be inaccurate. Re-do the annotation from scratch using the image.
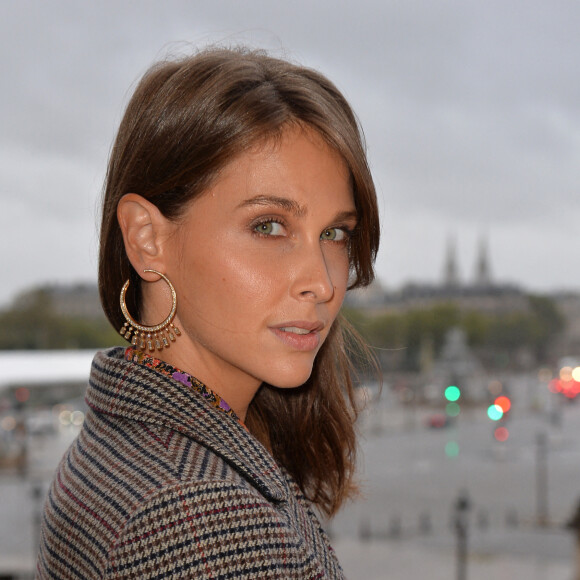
[331,374,579,578]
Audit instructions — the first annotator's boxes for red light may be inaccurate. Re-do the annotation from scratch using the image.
[547,378,580,399]
[564,381,580,398]
[494,396,511,413]
[494,427,509,442]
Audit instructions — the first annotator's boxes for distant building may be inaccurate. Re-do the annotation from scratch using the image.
[384,281,528,315]
[347,235,528,314]
[14,283,104,320]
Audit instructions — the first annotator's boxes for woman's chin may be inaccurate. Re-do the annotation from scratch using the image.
[262,366,315,390]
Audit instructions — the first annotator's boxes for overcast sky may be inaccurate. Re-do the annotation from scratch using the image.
[1,1,579,307]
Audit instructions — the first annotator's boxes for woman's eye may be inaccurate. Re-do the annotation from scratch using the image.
[321,227,347,241]
[254,221,285,236]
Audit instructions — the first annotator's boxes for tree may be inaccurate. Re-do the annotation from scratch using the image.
[343,294,565,371]
[0,288,119,350]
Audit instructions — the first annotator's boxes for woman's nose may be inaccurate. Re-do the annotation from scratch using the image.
[291,242,335,303]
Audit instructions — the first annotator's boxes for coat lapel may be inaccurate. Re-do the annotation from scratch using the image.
[86,347,288,503]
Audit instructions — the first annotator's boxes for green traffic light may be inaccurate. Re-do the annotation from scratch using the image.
[487,404,503,421]
[445,385,461,402]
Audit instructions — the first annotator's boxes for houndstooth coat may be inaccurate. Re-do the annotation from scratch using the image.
[36,347,344,579]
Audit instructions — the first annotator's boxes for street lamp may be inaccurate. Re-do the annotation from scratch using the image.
[453,490,471,580]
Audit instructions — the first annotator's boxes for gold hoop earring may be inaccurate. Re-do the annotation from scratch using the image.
[119,269,181,352]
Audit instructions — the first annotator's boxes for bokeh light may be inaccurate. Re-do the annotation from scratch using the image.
[71,411,85,426]
[444,386,461,402]
[1,416,16,431]
[59,410,71,426]
[14,387,30,403]
[560,366,573,381]
[487,404,503,421]
[550,365,580,399]
[445,441,459,457]
[494,427,509,442]
[487,380,503,396]
[494,396,511,414]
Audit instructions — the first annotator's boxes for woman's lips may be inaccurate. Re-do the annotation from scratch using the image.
[270,322,323,351]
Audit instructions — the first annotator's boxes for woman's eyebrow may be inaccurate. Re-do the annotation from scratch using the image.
[237,195,358,223]
[236,195,307,217]
[333,209,358,224]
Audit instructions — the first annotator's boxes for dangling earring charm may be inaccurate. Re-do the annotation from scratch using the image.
[119,269,181,352]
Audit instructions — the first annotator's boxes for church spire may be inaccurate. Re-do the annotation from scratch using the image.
[443,235,460,288]
[475,234,492,287]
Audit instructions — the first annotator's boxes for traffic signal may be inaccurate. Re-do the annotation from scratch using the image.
[494,426,509,442]
[487,395,511,421]
[487,394,511,441]
[487,403,503,421]
[445,386,461,402]
[494,396,511,414]
[443,385,461,458]
[445,385,461,417]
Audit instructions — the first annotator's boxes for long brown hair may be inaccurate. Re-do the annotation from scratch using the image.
[99,46,380,517]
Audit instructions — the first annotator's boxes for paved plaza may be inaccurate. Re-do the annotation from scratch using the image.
[1,373,579,578]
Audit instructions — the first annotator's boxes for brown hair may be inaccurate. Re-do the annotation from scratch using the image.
[99,46,380,517]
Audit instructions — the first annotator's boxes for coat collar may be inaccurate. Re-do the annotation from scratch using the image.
[86,347,288,502]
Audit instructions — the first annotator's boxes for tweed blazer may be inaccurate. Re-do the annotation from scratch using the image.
[36,347,344,579]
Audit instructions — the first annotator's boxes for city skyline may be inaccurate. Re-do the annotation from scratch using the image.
[2,1,579,306]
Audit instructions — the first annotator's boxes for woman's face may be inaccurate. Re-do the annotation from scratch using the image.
[158,127,357,414]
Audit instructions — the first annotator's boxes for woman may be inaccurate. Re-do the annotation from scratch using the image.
[37,46,379,579]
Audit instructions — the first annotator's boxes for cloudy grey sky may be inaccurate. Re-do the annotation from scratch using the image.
[1,1,579,306]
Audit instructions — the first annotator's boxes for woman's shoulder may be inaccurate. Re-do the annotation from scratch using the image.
[105,476,344,579]
[39,416,278,579]
[73,402,274,501]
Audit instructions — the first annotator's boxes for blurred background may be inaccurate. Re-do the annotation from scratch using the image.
[1,1,579,578]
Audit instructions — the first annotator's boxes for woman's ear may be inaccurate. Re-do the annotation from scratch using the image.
[117,193,171,278]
